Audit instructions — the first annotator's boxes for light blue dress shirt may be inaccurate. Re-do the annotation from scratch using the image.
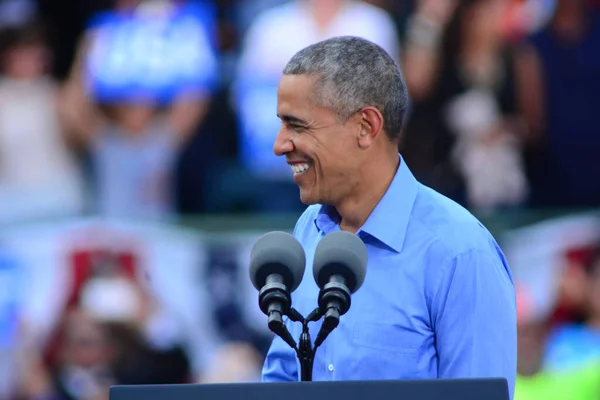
[262,156,517,399]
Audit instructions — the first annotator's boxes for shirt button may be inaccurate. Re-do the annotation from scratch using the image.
[328,364,334,372]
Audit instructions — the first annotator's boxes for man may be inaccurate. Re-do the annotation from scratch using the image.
[262,36,517,398]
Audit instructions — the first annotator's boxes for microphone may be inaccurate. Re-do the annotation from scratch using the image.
[312,231,367,347]
[249,231,306,348]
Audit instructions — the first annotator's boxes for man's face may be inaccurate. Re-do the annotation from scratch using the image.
[273,74,362,205]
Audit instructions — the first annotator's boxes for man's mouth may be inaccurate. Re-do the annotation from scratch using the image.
[290,162,312,176]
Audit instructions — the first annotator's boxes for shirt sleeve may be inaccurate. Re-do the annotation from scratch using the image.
[261,316,299,382]
[431,248,517,398]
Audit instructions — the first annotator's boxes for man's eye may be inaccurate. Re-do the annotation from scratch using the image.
[289,124,304,132]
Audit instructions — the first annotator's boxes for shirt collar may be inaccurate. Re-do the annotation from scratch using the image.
[314,155,418,253]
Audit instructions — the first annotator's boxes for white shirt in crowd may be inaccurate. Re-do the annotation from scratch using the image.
[0,77,87,223]
[237,0,400,78]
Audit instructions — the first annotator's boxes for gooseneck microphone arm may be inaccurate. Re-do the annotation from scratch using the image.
[260,282,327,381]
[272,292,349,381]
[286,307,324,381]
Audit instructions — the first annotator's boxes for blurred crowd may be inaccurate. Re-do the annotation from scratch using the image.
[0,0,598,399]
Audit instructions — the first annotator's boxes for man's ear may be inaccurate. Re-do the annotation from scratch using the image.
[357,107,384,149]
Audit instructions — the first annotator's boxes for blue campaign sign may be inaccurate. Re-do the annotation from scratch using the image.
[235,77,291,179]
[0,251,22,348]
[84,1,219,103]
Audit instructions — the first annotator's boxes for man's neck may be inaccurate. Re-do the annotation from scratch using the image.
[336,150,400,233]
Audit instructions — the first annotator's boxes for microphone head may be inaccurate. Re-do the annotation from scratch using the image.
[249,231,306,292]
[313,231,368,294]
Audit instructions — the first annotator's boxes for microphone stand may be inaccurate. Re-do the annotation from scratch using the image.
[259,281,331,381]
[286,307,323,381]
[264,294,345,381]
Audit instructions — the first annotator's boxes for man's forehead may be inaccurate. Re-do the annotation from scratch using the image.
[276,74,337,124]
[277,75,314,113]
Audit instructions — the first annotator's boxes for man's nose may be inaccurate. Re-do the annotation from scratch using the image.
[273,128,294,156]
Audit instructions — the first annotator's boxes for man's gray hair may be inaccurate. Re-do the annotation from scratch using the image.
[283,36,408,141]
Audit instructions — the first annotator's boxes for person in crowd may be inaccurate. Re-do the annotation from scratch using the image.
[515,254,600,400]
[513,0,600,208]
[28,260,195,400]
[401,0,528,212]
[0,19,87,224]
[59,0,216,220]
[543,247,600,372]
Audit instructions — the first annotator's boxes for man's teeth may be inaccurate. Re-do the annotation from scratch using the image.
[291,163,311,174]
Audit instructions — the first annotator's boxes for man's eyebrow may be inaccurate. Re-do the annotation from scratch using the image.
[277,114,308,125]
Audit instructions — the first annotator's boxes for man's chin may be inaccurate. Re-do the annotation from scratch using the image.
[299,189,318,205]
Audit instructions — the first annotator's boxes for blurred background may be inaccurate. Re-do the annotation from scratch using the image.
[0,0,598,399]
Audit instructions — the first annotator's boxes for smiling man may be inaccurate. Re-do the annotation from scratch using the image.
[262,36,517,399]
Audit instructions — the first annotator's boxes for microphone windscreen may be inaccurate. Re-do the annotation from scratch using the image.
[249,231,306,292]
[313,231,367,293]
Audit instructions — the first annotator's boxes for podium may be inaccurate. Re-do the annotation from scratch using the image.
[109,378,509,400]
